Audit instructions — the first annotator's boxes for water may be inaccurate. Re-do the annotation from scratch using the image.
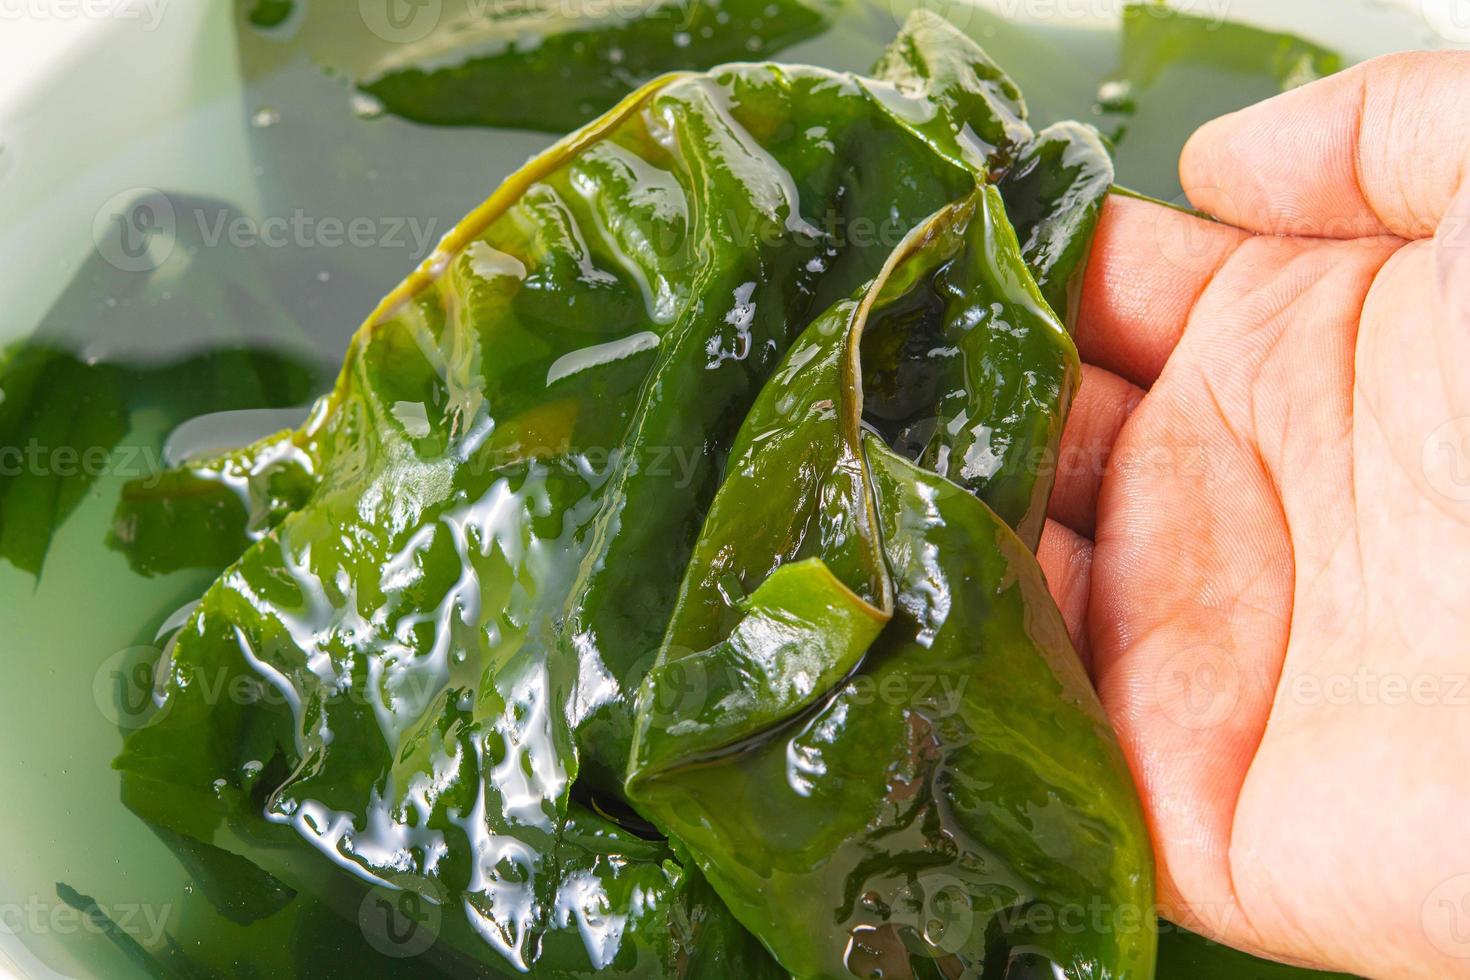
[0,1,1439,977]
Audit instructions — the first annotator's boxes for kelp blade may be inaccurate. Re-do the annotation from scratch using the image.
[359,0,832,133]
[1098,2,1341,198]
[111,17,1113,977]
[628,195,1149,978]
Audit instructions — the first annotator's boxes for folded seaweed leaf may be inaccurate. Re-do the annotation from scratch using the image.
[855,187,1079,549]
[108,12,1150,977]
[634,185,1076,771]
[841,6,1115,336]
[627,194,1148,979]
[115,16,1120,976]
[108,426,322,576]
[870,9,1031,173]
[997,121,1113,332]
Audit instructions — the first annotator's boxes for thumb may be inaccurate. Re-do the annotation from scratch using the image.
[1180,51,1470,240]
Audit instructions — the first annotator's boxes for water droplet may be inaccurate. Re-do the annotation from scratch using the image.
[1097,80,1135,114]
[673,31,691,47]
[252,106,280,128]
[317,271,331,282]
[351,93,384,120]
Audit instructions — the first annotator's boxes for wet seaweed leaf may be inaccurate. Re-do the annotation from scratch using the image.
[113,15,1141,978]
[359,0,833,133]
[997,121,1113,332]
[0,347,128,575]
[628,196,1147,979]
[1098,3,1342,199]
[0,192,324,577]
[108,426,321,577]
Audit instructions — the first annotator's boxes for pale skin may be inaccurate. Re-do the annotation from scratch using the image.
[1033,52,1470,979]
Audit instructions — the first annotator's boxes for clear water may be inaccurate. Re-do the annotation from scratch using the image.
[0,1,1439,977]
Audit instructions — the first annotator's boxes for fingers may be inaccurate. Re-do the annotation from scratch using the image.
[1049,364,1145,538]
[1040,365,1149,674]
[1086,374,1297,952]
[1037,519,1093,673]
[1076,194,1248,388]
[1181,52,1470,240]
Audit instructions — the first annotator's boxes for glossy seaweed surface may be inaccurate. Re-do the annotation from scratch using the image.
[103,13,1153,978]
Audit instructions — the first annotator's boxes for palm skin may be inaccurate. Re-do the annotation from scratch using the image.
[1034,53,1470,980]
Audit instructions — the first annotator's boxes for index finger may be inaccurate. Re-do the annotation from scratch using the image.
[1076,194,1247,388]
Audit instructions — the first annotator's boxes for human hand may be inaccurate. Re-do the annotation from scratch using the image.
[1035,52,1470,980]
